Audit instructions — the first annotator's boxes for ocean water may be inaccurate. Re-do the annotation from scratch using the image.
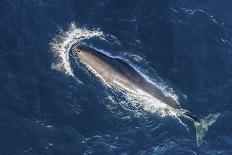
[1,0,232,154]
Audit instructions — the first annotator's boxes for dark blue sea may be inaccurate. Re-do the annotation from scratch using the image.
[1,0,232,154]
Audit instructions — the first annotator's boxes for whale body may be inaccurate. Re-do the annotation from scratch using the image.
[75,45,220,146]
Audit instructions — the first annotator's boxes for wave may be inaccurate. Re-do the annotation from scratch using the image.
[50,23,105,77]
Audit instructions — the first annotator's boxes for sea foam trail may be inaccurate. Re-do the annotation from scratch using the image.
[50,23,104,76]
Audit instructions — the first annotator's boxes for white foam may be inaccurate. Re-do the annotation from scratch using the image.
[50,23,104,76]
[125,91,178,117]
[129,54,144,62]
[123,90,188,128]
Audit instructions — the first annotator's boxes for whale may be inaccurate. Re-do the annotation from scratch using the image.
[75,45,220,146]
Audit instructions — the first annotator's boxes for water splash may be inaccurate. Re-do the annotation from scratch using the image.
[50,23,104,76]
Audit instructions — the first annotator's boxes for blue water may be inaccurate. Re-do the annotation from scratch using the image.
[1,0,232,154]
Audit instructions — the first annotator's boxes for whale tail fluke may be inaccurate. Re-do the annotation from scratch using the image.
[194,113,220,147]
